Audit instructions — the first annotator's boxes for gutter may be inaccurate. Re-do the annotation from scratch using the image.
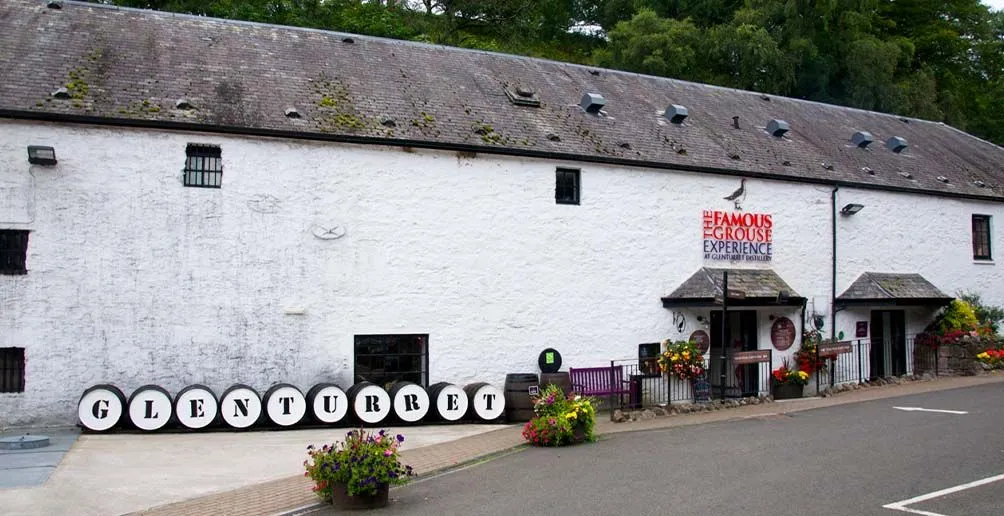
[3,110,1003,204]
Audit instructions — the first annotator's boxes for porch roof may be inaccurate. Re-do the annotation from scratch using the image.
[835,272,952,307]
[661,267,805,308]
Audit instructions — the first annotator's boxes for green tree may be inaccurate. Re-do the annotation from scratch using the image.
[593,9,701,79]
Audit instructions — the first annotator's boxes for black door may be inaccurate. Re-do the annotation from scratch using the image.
[710,310,758,397]
[870,310,906,378]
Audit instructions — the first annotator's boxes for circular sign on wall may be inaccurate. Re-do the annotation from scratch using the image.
[175,384,219,430]
[771,317,796,351]
[78,384,126,432]
[689,330,711,355]
[264,383,307,427]
[220,384,263,429]
[128,385,174,431]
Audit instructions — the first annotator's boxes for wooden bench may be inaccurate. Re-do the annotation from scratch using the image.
[569,366,630,398]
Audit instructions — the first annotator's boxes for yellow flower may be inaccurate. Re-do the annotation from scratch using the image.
[682,351,690,359]
[798,371,808,380]
[672,354,680,361]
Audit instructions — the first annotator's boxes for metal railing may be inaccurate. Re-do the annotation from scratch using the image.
[823,337,940,387]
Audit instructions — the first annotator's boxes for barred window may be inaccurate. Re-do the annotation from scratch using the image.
[354,334,428,388]
[555,168,580,205]
[184,144,222,188]
[0,230,29,275]
[973,215,992,261]
[1,348,25,393]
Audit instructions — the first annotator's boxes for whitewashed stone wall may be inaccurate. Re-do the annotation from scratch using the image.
[0,120,1000,426]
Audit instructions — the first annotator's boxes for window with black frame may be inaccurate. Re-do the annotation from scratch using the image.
[1,347,25,393]
[638,343,661,376]
[0,230,29,275]
[354,334,428,388]
[183,143,223,188]
[555,167,580,205]
[972,214,992,261]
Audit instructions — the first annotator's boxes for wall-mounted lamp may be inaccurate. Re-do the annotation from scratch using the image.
[27,146,57,166]
[840,203,864,215]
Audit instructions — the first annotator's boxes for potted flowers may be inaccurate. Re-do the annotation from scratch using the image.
[771,360,809,400]
[304,429,415,510]
[657,339,706,381]
[521,384,596,446]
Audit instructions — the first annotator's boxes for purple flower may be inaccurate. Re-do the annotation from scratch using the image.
[396,434,404,443]
[379,429,386,436]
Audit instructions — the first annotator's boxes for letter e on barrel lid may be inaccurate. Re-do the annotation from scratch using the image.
[174,384,219,430]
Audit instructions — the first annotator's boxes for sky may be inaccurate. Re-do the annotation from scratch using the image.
[985,0,1004,11]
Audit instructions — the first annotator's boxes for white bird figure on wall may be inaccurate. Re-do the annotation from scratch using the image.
[724,178,746,210]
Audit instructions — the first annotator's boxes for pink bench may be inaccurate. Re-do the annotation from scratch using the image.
[569,366,630,398]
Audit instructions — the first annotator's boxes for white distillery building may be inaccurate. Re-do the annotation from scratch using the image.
[1,0,1002,426]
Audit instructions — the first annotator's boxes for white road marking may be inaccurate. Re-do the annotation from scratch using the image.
[893,406,968,415]
[883,473,1004,516]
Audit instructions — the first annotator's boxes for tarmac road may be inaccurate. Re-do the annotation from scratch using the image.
[315,383,1004,516]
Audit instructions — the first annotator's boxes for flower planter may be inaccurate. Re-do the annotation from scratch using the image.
[772,382,804,400]
[330,482,390,510]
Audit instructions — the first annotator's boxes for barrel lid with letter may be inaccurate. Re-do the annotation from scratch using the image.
[174,384,219,430]
[78,384,126,432]
[127,384,173,431]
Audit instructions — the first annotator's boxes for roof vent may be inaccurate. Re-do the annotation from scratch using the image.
[284,107,301,118]
[51,87,70,99]
[379,115,396,127]
[589,70,601,76]
[505,86,540,107]
[341,37,355,44]
[821,163,834,171]
[782,160,792,167]
[728,152,740,160]
[862,167,875,175]
[47,0,62,9]
[852,131,874,148]
[665,104,688,124]
[899,171,913,179]
[767,119,790,137]
[547,133,561,142]
[732,116,740,129]
[887,136,908,153]
[937,176,950,183]
[761,95,770,102]
[619,142,632,150]
[974,180,987,188]
[579,93,605,114]
[175,99,195,110]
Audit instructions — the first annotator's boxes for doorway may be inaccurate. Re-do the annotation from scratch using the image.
[870,310,906,378]
[709,310,758,397]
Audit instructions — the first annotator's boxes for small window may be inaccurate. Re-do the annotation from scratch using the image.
[973,215,992,261]
[354,334,428,387]
[555,168,580,205]
[0,230,29,275]
[1,348,25,393]
[183,144,223,188]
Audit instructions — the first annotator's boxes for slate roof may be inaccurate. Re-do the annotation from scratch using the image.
[2,0,1004,200]
[662,267,803,306]
[836,272,952,305]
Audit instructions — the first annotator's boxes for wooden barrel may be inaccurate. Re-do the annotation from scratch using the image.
[504,373,538,423]
[264,383,306,427]
[219,384,262,429]
[174,384,218,430]
[463,382,505,421]
[427,382,468,421]
[127,384,174,431]
[347,382,391,424]
[78,384,126,432]
[539,372,572,397]
[306,383,348,424]
[389,381,430,423]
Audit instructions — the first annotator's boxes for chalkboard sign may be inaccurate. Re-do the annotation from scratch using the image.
[694,374,712,403]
